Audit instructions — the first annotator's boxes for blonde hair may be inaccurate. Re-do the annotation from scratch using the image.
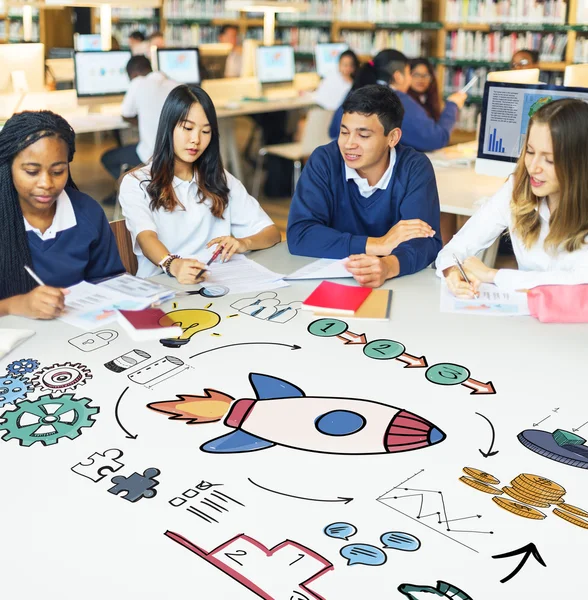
[511,98,588,253]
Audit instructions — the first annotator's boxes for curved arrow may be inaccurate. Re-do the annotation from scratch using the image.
[248,477,353,504]
[492,542,546,583]
[190,342,301,360]
[476,412,499,458]
[115,386,138,440]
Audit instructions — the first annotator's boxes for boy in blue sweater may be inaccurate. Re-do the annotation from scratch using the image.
[0,111,124,319]
[329,49,466,152]
[287,85,442,288]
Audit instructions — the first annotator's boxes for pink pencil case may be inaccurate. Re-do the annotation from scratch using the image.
[528,284,588,323]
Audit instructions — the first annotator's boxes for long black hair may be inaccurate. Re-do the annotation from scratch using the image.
[144,84,229,218]
[0,110,77,300]
[353,49,409,90]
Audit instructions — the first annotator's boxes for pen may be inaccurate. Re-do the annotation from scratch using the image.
[452,254,479,298]
[460,75,479,94]
[24,264,45,287]
[196,245,224,279]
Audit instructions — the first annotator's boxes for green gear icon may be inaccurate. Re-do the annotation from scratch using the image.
[0,393,99,447]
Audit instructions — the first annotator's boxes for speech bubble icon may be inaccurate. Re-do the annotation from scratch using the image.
[324,522,357,541]
[340,544,387,567]
[380,531,421,552]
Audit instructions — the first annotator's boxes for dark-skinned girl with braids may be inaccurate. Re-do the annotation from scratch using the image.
[0,111,124,319]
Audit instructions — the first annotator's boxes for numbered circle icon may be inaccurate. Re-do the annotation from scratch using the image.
[425,363,470,386]
[363,339,405,360]
[307,319,348,337]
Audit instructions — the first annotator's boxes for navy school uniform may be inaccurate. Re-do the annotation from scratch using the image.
[26,188,125,288]
[286,141,442,277]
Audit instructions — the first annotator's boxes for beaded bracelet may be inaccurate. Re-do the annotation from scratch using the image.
[162,254,180,277]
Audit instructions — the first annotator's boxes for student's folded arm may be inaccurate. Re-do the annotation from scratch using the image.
[286,152,367,259]
[391,157,442,276]
[435,179,513,277]
[494,265,588,291]
[402,101,457,152]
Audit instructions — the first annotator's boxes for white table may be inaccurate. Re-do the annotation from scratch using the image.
[1,243,587,600]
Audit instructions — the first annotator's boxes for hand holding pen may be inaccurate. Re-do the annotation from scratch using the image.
[444,254,480,299]
[195,244,225,280]
[206,235,248,263]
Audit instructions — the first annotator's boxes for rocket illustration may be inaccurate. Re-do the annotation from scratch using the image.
[200,373,446,455]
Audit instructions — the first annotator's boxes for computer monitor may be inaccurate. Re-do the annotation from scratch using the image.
[0,43,45,93]
[74,50,131,98]
[476,81,588,177]
[157,48,200,84]
[199,43,232,79]
[256,45,295,84]
[564,64,588,88]
[315,43,348,78]
[74,34,102,52]
[487,68,541,84]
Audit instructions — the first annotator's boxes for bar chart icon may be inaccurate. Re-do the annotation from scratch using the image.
[488,128,505,153]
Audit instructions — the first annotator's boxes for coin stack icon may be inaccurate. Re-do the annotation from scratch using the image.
[459,468,588,529]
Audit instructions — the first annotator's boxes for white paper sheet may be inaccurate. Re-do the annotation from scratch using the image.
[285,258,352,280]
[440,281,530,316]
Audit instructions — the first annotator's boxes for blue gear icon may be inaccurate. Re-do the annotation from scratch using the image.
[0,393,99,446]
[6,358,40,377]
[0,375,34,408]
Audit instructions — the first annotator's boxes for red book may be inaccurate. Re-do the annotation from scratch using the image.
[301,281,372,315]
[117,308,183,340]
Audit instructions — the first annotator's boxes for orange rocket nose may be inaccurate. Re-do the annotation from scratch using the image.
[385,409,446,453]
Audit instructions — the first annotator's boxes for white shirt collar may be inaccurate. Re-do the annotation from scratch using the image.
[536,197,551,222]
[345,148,397,198]
[23,190,76,241]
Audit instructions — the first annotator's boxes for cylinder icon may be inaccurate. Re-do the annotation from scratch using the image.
[127,355,187,388]
[104,349,151,373]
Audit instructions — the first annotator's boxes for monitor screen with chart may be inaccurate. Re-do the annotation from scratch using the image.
[157,48,200,84]
[476,81,588,177]
[256,45,295,84]
[74,50,132,97]
[315,43,348,78]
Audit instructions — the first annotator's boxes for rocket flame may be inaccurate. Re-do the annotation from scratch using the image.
[148,389,234,424]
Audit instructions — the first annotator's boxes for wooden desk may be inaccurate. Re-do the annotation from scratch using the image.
[1,242,586,600]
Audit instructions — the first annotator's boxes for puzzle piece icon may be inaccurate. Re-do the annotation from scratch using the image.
[108,468,160,502]
[71,449,124,482]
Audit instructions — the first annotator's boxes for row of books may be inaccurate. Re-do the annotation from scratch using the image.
[574,38,588,64]
[6,6,39,17]
[445,0,568,24]
[446,30,568,62]
[163,0,238,20]
[454,104,479,132]
[111,7,157,20]
[277,27,331,53]
[276,0,336,21]
[338,0,422,23]
[164,24,220,46]
[3,21,40,41]
[107,23,158,44]
[444,66,489,97]
[340,30,424,57]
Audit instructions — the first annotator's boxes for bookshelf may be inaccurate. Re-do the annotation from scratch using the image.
[0,3,40,43]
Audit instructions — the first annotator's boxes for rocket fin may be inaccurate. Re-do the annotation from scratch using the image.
[249,373,305,400]
[200,429,275,453]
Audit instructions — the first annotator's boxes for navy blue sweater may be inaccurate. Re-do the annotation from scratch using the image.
[286,142,442,277]
[329,90,458,152]
[27,188,124,288]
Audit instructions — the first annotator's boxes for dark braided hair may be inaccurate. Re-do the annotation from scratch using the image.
[0,110,77,300]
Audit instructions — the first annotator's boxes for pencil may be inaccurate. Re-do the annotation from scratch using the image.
[24,265,45,287]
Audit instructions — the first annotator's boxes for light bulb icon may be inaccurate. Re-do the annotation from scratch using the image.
[159,309,221,348]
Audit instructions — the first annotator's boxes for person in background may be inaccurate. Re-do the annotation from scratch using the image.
[288,85,442,288]
[219,25,242,78]
[0,111,124,318]
[119,85,280,280]
[437,99,588,297]
[148,31,165,49]
[315,49,360,111]
[101,56,180,190]
[511,49,540,70]
[329,50,466,152]
[408,58,441,122]
[128,30,147,56]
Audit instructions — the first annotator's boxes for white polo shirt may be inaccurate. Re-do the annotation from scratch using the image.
[119,165,275,278]
[436,177,588,290]
[344,148,396,198]
[23,190,76,241]
[121,71,180,163]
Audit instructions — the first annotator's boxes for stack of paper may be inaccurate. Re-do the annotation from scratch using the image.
[440,281,530,316]
[285,258,351,280]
